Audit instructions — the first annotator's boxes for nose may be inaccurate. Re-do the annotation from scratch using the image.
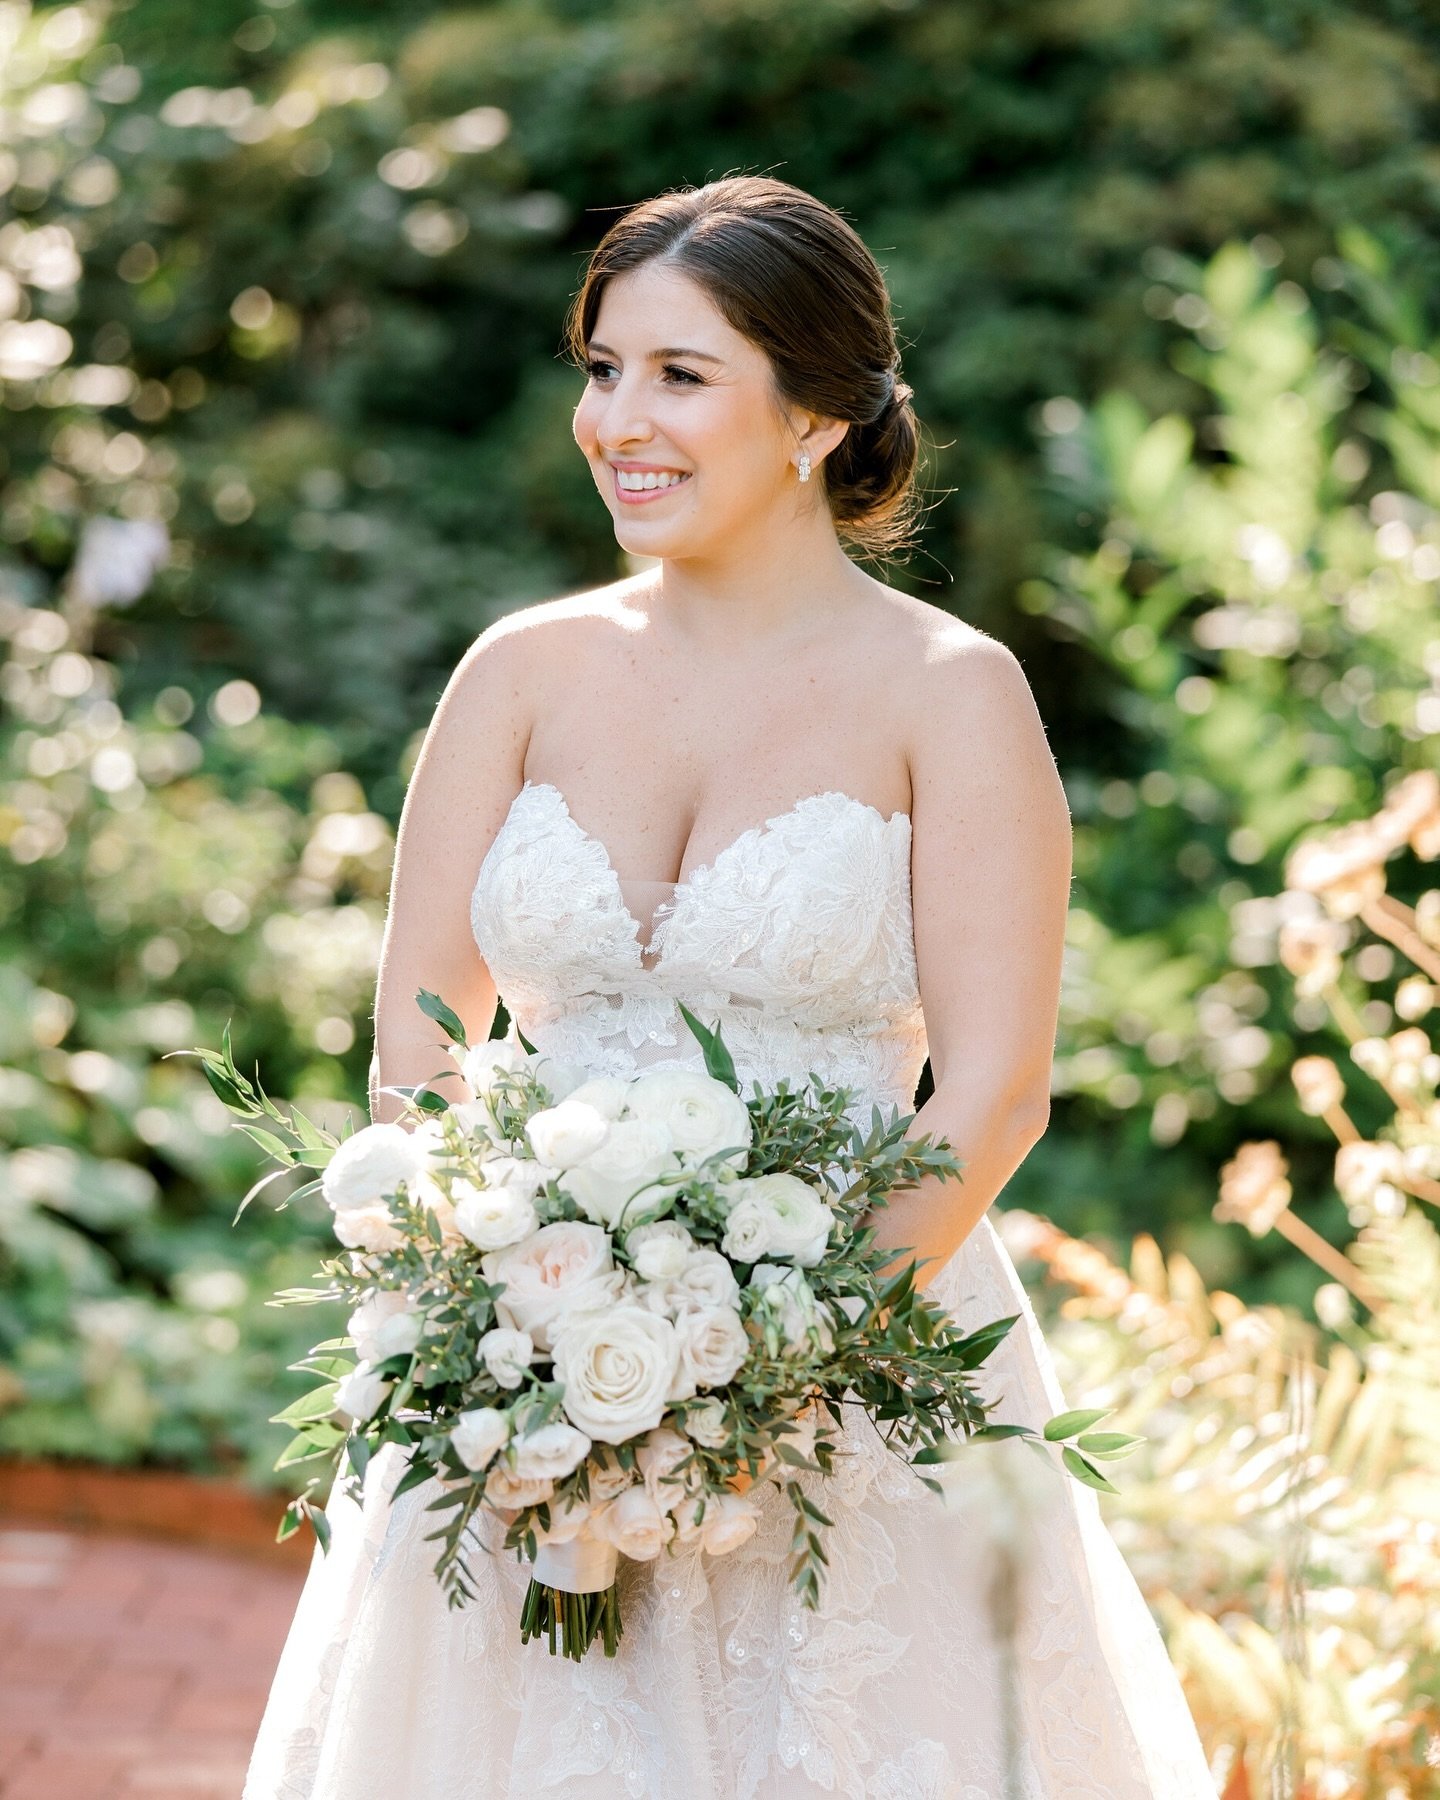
[593,375,655,453]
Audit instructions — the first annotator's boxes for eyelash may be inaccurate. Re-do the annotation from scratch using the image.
[584,358,706,387]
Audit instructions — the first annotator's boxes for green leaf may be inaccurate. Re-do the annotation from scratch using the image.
[270,1383,339,1425]
[676,1001,738,1092]
[416,988,469,1046]
[1061,1446,1119,1494]
[275,1432,338,1469]
[346,1433,371,1480]
[1043,1407,1113,1442]
[1076,1432,1144,1459]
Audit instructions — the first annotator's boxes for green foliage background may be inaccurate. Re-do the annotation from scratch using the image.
[2,0,1438,1479]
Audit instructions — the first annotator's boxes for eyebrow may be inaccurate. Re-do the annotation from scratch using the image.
[587,341,726,365]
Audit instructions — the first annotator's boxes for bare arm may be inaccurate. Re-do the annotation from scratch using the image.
[870,635,1073,1281]
[369,620,533,1125]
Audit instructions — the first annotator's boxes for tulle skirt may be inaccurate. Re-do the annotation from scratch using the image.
[242,1211,1218,1799]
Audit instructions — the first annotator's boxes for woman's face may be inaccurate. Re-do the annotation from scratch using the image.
[572,260,816,561]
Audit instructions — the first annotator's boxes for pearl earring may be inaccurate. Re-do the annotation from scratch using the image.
[797,450,811,484]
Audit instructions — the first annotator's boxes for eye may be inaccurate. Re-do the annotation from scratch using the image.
[583,359,706,387]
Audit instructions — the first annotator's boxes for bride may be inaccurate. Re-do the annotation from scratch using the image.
[244,175,1216,1798]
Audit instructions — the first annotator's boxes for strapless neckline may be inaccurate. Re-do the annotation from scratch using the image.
[492,777,911,972]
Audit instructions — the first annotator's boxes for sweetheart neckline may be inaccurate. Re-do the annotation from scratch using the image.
[488,777,911,973]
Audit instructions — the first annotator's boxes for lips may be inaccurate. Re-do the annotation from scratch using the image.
[611,468,693,506]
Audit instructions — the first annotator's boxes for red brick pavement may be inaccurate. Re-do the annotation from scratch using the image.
[0,1525,305,1800]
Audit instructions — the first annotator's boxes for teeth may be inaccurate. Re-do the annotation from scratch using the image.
[616,470,689,490]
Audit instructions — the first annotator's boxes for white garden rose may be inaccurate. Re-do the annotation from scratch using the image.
[481,1220,622,1353]
[682,1396,731,1449]
[636,1427,699,1517]
[625,1070,752,1170]
[728,1172,832,1266]
[460,1036,530,1098]
[552,1305,684,1443]
[699,1491,760,1557]
[673,1305,750,1391]
[477,1326,534,1390]
[333,1361,391,1421]
[536,1492,592,1546]
[592,1485,672,1561]
[347,1290,423,1363]
[558,1117,680,1230]
[530,1055,590,1102]
[453,1177,538,1252]
[564,1075,632,1121]
[322,1122,429,1211]
[331,1204,404,1254]
[673,1248,741,1312]
[508,1421,591,1483]
[450,1405,510,1472]
[626,1220,694,1282]
[484,1464,554,1510]
[587,1450,636,1502]
[525,1098,612,1170]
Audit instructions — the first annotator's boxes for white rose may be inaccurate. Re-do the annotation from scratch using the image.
[474,1153,546,1199]
[450,1405,510,1472]
[682,1396,731,1448]
[559,1118,679,1230]
[453,1178,538,1252]
[536,1492,592,1545]
[484,1464,554,1510]
[625,1070,752,1170]
[347,1290,419,1363]
[460,1037,530,1098]
[552,1305,683,1444]
[525,1099,612,1170]
[322,1122,428,1211]
[587,1451,635,1502]
[333,1361,391,1421]
[592,1485,672,1561]
[564,1075,632,1120]
[699,1491,759,1557]
[481,1220,621,1353]
[332,1204,404,1254]
[671,1490,716,1543]
[719,1193,774,1262]
[478,1326,534,1390]
[674,1249,741,1312]
[509,1421,591,1483]
[627,1220,694,1282]
[673,1305,750,1391]
[636,1427,699,1516]
[733,1173,832,1267]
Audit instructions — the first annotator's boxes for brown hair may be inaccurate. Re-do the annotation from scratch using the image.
[563,175,923,564]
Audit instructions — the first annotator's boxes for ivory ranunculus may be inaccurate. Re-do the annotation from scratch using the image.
[558,1118,679,1230]
[551,1305,682,1444]
[627,1220,694,1282]
[699,1491,760,1557]
[322,1122,429,1211]
[592,1485,672,1561]
[332,1204,404,1254]
[726,1173,832,1266]
[530,1055,590,1102]
[450,1406,510,1472]
[508,1421,591,1483]
[333,1361,391,1421]
[477,1326,534,1390]
[453,1178,538,1252]
[564,1075,632,1121]
[625,1070,752,1170]
[525,1098,612,1170]
[481,1220,621,1353]
[673,1305,750,1391]
[461,1036,530,1098]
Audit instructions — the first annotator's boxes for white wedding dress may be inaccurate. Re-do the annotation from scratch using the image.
[244,778,1218,1800]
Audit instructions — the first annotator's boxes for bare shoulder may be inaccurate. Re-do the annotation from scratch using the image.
[447,573,644,709]
[860,586,1048,768]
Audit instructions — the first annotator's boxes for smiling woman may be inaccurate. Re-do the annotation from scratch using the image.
[243,176,1217,1800]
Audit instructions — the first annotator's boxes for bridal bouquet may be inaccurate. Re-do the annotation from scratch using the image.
[195,992,1135,1661]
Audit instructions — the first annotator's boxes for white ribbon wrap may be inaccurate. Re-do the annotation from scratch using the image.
[532,1527,618,1594]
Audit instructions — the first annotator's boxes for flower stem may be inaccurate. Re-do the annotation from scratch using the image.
[519,1579,624,1661]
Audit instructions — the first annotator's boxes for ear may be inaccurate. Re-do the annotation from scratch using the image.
[793,409,852,469]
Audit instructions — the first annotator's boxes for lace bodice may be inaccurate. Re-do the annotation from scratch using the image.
[470,779,928,1119]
